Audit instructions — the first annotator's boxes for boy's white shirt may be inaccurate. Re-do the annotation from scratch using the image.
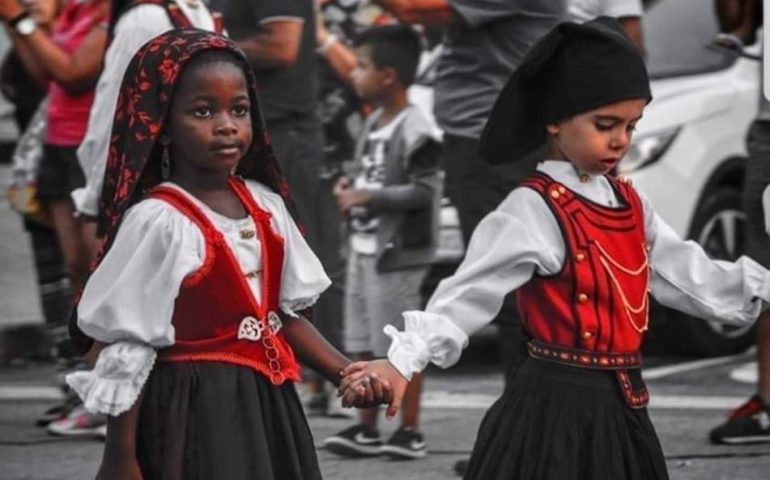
[66,180,331,416]
[72,2,217,216]
[385,160,770,380]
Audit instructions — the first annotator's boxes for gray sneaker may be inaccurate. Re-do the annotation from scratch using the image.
[381,427,427,460]
[323,424,383,457]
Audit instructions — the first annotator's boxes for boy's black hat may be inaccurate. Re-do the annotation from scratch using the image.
[479,16,652,165]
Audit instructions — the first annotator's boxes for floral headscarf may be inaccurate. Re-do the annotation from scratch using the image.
[70,30,298,353]
[98,29,295,241]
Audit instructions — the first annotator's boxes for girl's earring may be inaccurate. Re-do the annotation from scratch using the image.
[161,143,171,180]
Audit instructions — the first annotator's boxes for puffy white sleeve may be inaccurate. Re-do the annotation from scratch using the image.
[643,192,770,326]
[66,200,204,416]
[247,182,331,316]
[73,6,173,216]
[386,188,564,379]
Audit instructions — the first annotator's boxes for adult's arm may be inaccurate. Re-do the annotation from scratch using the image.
[3,1,107,94]
[236,19,303,70]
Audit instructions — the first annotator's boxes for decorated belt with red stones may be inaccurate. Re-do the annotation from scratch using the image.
[527,340,649,409]
[527,340,642,370]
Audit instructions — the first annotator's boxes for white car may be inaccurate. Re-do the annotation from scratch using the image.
[416,0,760,356]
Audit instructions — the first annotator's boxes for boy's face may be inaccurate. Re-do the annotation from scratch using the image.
[546,98,646,175]
[167,60,253,177]
[350,45,391,102]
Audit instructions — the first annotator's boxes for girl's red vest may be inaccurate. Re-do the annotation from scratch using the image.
[148,179,301,385]
[516,173,650,354]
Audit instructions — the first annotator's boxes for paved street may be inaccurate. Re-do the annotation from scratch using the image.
[1,163,769,479]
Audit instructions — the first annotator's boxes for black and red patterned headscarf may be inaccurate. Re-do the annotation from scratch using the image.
[97,29,295,241]
[70,30,297,353]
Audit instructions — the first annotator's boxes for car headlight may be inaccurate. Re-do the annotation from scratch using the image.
[618,127,680,174]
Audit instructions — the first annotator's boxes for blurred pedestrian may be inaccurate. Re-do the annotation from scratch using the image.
[64,30,387,480]
[338,17,770,480]
[709,0,770,445]
[52,0,223,439]
[210,0,348,417]
[0,0,108,296]
[323,24,441,460]
[1,0,75,364]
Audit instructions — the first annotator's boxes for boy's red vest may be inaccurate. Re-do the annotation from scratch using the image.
[516,173,650,354]
[149,179,301,385]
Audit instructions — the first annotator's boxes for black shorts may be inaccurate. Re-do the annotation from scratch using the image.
[36,144,85,201]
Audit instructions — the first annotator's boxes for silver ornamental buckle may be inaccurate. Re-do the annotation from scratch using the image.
[267,311,283,334]
[238,315,265,341]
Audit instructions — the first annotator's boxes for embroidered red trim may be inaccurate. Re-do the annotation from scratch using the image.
[527,340,641,370]
[158,350,301,385]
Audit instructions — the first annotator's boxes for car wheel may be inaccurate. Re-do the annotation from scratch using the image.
[658,187,756,356]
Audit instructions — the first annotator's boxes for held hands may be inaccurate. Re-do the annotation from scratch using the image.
[338,360,409,418]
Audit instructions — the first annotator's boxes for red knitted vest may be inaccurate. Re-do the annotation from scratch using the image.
[516,173,650,353]
[150,178,301,385]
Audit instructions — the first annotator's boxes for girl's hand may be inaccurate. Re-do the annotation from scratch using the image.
[0,0,24,21]
[339,360,409,418]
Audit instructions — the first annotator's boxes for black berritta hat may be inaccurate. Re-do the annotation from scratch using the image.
[479,16,652,164]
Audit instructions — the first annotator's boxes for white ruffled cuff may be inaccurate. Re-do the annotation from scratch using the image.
[280,295,320,318]
[66,342,156,416]
[384,311,469,380]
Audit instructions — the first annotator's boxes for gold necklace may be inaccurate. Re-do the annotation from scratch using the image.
[594,241,650,333]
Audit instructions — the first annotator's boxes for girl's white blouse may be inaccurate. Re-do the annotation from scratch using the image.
[67,181,331,415]
[385,161,770,380]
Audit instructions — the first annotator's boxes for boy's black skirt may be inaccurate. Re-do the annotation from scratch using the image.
[465,357,670,480]
[136,362,322,480]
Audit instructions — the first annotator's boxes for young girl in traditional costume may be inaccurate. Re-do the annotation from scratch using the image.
[65,30,388,480]
[339,17,770,479]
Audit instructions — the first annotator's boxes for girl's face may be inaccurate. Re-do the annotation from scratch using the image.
[546,98,646,175]
[350,45,391,102]
[167,59,253,177]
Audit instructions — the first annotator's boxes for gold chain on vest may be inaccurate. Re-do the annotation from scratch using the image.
[593,240,650,333]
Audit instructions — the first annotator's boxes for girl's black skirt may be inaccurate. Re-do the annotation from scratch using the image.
[465,357,669,480]
[136,362,321,480]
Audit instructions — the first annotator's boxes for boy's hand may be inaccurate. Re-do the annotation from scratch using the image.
[335,189,371,213]
[333,176,350,196]
[339,360,408,418]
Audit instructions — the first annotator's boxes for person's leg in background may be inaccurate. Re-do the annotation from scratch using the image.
[36,145,106,438]
[710,120,770,444]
